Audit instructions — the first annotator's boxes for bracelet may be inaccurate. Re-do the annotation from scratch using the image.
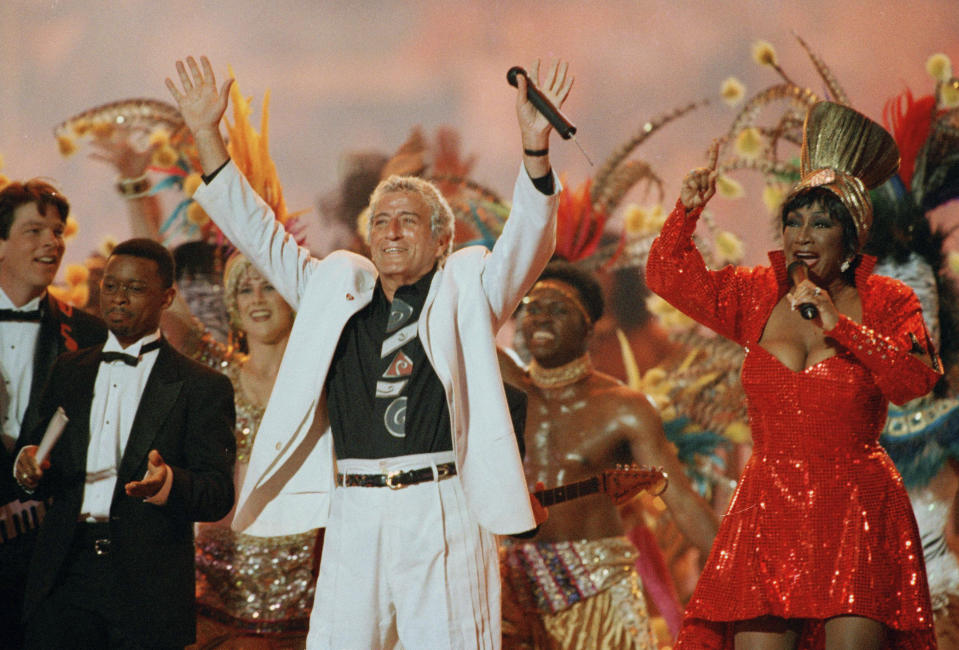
[523,147,549,157]
[116,174,151,199]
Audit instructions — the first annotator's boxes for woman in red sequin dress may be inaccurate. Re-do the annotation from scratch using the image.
[646,102,942,649]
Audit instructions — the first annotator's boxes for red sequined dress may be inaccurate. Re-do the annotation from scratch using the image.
[646,201,940,649]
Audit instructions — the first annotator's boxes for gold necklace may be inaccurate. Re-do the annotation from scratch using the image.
[528,354,593,389]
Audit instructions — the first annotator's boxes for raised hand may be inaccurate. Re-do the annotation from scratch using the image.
[166,56,232,134]
[515,59,573,179]
[680,167,718,210]
[89,127,156,178]
[88,128,164,239]
[165,56,233,172]
[515,60,574,148]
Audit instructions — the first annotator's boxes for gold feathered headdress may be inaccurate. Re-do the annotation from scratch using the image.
[788,101,900,247]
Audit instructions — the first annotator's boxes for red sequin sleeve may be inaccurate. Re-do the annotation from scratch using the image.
[825,276,941,405]
[646,199,760,345]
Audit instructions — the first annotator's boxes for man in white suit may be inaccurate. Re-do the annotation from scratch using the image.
[167,55,570,649]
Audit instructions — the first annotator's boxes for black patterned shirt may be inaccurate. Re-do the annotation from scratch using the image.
[326,268,452,459]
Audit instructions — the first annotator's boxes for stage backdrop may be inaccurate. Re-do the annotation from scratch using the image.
[1,0,957,272]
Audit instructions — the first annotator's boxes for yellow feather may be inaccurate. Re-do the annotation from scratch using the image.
[616,328,642,391]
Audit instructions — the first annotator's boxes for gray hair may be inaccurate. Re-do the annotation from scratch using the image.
[367,175,455,263]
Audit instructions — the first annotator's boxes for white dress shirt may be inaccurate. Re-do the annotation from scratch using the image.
[0,289,42,454]
[80,330,161,522]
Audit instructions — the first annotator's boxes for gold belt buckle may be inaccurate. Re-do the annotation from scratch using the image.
[385,470,405,490]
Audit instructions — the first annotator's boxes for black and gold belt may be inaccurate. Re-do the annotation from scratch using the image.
[337,462,457,489]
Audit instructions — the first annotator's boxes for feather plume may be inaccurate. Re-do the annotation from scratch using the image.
[578,234,653,273]
[913,106,959,212]
[727,84,819,141]
[225,81,303,227]
[593,160,663,215]
[792,32,849,105]
[555,179,608,262]
[381,128,427,178]
[719,157,800,179]
[883,89,936,190]
[592,100,706,204]
[617,328,643,391]
[431,127,476,180]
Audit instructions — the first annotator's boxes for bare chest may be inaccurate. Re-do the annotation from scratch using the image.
[524,388,625,485]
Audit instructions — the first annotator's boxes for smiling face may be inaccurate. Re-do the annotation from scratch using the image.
[368,190,449,299]
[233,266,294,345]
[100,254,175,346]
[0,202,66,305]
[782,200,850,284]
[521,283,591,368]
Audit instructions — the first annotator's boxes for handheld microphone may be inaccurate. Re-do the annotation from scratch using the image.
[507,66,577,140]
[787,261,818,320]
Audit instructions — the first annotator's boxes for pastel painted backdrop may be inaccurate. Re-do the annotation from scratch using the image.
[2,1,957,270]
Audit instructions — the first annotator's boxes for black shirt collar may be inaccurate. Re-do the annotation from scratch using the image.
[374,266,437,308]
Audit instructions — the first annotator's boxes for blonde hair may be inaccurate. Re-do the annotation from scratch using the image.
[222,252,252,334]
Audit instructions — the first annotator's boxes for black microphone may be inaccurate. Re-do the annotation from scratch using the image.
[507,66,576,140]
[787,261,818,320]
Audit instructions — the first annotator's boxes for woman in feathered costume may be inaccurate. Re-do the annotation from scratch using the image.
[868,54,959,649]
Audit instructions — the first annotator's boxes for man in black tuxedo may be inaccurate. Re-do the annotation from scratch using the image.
[14,238,235,649]
[0,179,107,647]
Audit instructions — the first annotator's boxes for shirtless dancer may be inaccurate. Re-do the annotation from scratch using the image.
[499,261,718,649]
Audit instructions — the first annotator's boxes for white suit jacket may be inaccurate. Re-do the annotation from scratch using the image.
[194,161,558,536]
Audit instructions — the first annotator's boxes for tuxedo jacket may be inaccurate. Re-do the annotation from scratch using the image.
[21,339,236,646]
[195,161,557,537]
[0,296,106,506]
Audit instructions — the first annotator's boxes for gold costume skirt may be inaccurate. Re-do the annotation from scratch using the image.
[502,536,656,650]
[193,525,319,646]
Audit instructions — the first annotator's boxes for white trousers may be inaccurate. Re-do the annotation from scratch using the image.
[307,451,501,650]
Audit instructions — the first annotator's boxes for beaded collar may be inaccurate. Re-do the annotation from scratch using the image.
[528,354,594,389]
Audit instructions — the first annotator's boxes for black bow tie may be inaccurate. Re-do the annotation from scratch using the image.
[100,339,162,367]
[0,308,42,322]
